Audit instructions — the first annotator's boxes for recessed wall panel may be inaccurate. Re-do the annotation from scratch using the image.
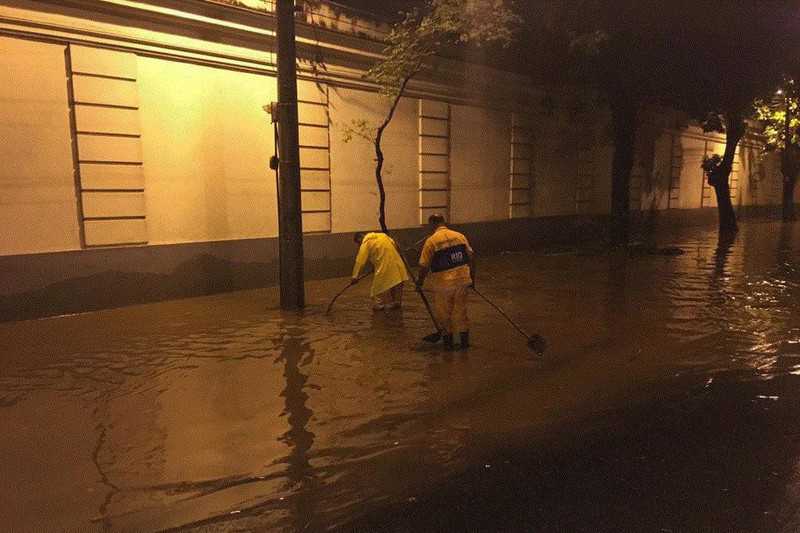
[80,164,144,190]
[84,219,147,246]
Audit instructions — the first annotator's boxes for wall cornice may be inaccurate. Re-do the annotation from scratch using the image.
[0,0,538,108]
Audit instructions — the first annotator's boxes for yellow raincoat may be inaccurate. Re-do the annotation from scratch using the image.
[352,232,411,298]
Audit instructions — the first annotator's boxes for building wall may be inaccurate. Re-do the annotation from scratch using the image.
[138,57,280,245]
[450,105,511,224]
[328,87,419,232]
[0,0,792,320]
[532,107,585,217]
[0,36,787,258]
[0,37,81,255]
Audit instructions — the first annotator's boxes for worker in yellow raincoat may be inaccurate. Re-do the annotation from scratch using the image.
[416,214,475,350]
[352,231,411,311]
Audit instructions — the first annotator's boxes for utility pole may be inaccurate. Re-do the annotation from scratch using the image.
[275,0,305,309]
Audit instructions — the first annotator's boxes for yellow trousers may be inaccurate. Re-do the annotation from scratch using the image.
[432,286,469,334]
[374,282,404,310]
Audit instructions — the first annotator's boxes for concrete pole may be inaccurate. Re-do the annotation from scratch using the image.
[276,0,305,309]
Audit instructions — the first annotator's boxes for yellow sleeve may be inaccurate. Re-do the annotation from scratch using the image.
[352,241,370,278]
[419,239,433,267]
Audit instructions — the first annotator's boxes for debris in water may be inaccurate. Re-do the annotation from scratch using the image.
[756,395,779,400]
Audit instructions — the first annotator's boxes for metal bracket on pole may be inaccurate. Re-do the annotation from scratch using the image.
[263,102,280,124]
[264,102,281,170]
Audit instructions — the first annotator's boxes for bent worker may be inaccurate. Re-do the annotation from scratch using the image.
[352,231,411,311]
[416,214,475,350]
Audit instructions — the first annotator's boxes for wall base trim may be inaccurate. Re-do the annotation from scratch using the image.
[0,206,788,322]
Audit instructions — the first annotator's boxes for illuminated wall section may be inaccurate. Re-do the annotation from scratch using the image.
[641,132,676,211]
[328,87,418,232]
[745,147,763,205]
[667,133,683,209]
[0,37,80,256]
[418,99,451,224]
[509,112,534,218]
[68,45,147,247]
[742,142,784,206]
[676,131,706,209]
[136,57,278,245]
[450,104,511,223]
[734,142,759,207]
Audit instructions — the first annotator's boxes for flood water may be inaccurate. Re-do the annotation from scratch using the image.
[2,220,800,532]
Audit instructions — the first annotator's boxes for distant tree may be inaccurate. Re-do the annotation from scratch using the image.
[755,79,800,221]
[522,0,800,238]
[668,1,800,234]
[569,23,656,246]
[519,0,681,246]
[343,0,519,231]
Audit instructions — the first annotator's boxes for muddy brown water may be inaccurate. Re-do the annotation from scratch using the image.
[2,220,800,532]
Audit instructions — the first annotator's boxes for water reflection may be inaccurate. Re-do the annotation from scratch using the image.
[275,320,318,531]
[5,221,800,531]
[605,251,629,341]
[712,232,736,281]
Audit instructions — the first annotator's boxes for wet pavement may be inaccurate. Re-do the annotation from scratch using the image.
[2,220,800,532]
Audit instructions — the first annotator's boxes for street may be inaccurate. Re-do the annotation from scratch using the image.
[2,220,800,531]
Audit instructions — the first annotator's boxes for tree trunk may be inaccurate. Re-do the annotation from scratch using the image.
[712,179,737,233]
[711,113,743,235]
[374,139,388,232]
[373,76,414,233]
[609,98,638,246]
[782,177,796,221]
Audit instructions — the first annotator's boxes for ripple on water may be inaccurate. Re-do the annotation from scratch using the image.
[3,221,800,531]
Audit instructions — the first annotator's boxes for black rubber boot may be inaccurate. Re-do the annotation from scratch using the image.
[443,334,454,350]
[459,331,470,350]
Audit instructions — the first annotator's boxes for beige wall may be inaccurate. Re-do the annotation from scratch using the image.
[642,133,675,211]
[0,37,81,256]
[533,110,582,217]
[450,105,511,223]
[0,28,791,260]
[592,142,615,215]
[328,87,419,232]
[137,57,279,245]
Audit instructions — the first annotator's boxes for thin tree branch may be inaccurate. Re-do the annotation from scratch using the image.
[373,71,418,232]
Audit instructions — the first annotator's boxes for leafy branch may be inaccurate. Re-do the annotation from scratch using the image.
[342,0,520,231]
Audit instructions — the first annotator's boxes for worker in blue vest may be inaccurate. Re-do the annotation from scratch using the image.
[416,214,475,350]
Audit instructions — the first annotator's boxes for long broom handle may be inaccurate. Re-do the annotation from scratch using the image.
[325,272,370,314]
[471,286,531,341]
[391,238,442,333]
